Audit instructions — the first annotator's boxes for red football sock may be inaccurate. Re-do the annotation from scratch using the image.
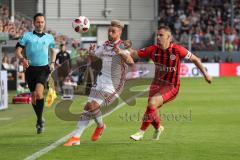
[151,112,161,130]
[140,106,156,131]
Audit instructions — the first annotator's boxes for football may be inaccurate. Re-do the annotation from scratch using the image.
[72,16,90,33]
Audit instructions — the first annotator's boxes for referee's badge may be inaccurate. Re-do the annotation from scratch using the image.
[170,54,176,60]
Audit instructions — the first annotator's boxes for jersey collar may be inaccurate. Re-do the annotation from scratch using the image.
[33,31,46,37]
[158,43,173,53]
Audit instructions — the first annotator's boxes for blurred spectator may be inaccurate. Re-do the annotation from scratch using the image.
[224,23,232,35]
[2,55,10,69]
[225,55,233,63]
[201,55,209,63]
[9,56,17,69]
[18,58,25,83]
[179,31,189,47]
[225,39,234,52]
[79,48,88,59]
[212,53,221,63]
[70,41,79,66]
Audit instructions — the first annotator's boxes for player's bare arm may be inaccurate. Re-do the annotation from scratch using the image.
[189,54,212,84]
[128,47,139,59]
[113,45,134,65]
[50,48,56,71]
[15,46,29,69]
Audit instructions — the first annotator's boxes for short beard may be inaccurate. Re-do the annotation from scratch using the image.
[35,27,44,33]
[108,36,114,42]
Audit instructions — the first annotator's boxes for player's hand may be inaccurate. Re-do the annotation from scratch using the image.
[204,74,212,84]
[49,63,55,71]
[113,44,121,55]
[89,43,96,54]
[22,58,29,69]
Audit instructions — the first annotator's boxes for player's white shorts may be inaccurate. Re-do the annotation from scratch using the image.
[88,76,124,107]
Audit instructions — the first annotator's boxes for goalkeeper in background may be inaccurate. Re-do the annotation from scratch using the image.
[15,13,56,134]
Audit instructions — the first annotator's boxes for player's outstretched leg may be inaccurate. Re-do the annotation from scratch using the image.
[130,93,164,141]
[130,106,157,141]
[152,125,164,140]
[64,110,90,147]
[151,109,164,140]
[64,101,106,146]
[91,123,106,141]
[91,104,105,141]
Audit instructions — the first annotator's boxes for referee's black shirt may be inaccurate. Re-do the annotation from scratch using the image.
[55,51,71,67]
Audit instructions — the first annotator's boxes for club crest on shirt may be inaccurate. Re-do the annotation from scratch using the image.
[170,54,176,60]
[140,48,145,51]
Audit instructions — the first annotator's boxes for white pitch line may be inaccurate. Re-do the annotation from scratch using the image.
[0,117,12,121]
[24,91,146,160]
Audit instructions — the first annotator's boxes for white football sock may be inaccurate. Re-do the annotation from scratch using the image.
[139,130,145,134]
[92,109,104,128]
[73,110,91,138]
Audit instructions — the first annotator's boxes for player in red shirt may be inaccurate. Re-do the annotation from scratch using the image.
[129,26,212,141]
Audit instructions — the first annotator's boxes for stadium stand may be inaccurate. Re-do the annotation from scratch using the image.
[0,4,32,39]
[0,3,77,46]
[158,0,240,51]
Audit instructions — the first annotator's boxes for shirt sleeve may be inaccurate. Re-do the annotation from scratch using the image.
[49,35,56,49]
[137,46,153,58]
[18,33,28,47]
[92,46,104,58]
[178,45,192,60]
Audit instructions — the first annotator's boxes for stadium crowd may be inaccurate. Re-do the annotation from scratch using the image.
[0,3,77,45]
[159,0,240,51]
[0,4,32,39]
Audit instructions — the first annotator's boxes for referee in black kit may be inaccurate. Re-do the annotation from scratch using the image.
[15,13,56,134]
[55,43,72,93]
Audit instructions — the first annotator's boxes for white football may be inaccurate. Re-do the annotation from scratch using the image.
[72,16,90,33]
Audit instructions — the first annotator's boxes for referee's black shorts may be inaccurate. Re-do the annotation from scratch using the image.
[25,65,51,92]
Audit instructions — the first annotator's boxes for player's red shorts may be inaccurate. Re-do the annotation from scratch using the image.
[148,82,180,104]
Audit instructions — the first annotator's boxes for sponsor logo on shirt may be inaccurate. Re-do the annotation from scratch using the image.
[170,54,176,60]
[157,65,176,72]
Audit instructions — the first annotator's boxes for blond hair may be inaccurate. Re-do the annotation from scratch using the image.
[110,20,124,29]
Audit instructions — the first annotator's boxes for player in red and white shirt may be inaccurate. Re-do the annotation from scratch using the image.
[129,26,212,141]
[64,20,134,146]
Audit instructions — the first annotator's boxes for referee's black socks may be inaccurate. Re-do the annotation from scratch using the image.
[34,99,45,124]
[32,103,38,119]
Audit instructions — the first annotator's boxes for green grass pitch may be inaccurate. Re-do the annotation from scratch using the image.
[0,77,240,160]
